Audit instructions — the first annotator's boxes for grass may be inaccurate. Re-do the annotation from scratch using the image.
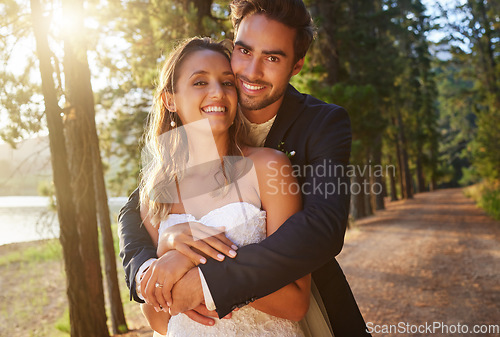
[464,181,500,221]
[0,239,61,267]
[0,225,146,336]
[0,244,67,336]
[54,309,70,334]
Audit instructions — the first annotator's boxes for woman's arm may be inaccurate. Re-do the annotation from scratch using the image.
[141,303,171,335]
[140,203,160,247]
[248,148,310,321]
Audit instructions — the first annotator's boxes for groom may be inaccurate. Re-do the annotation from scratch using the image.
[119,0,370,336]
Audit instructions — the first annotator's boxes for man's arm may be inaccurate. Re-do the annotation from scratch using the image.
[169,148,312,321]
[118,188,157,302]
[199,106,351,318]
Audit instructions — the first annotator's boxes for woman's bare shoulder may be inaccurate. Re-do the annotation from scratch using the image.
[242,146,291,174]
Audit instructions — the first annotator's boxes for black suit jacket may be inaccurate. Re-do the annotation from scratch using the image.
[118,85,370,337]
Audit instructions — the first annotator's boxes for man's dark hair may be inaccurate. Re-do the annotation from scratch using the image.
[230,0,316,62]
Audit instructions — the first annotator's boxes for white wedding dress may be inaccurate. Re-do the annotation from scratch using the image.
[158,201,306,337]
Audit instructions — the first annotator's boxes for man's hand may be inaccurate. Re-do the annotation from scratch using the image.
[183,306,216,326]
[169,267,205,315]
[141,250,195,313]
[182,304,234,326]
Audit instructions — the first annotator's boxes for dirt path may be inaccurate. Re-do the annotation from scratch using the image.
[338,188,500,336]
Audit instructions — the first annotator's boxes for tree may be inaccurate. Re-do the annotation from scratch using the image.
[30,0,109,335]
[304,0,394,217]
[27,0,128,334]
[462,0,500,180]
[437,0,499,183]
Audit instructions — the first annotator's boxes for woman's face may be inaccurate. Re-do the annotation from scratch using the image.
[170,49,237,135]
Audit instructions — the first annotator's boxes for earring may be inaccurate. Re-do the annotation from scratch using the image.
[170,120,176,127]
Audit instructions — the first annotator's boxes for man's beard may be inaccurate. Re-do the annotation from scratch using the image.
[236,75,289,112]
[239,91,284,111]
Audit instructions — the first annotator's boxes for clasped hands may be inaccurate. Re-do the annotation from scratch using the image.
[140,221,238,325]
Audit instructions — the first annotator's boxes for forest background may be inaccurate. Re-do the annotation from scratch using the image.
[2,0,499,215]
[0,0,499,336]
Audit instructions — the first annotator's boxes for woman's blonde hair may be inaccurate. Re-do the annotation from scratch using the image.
[140,37,246,226]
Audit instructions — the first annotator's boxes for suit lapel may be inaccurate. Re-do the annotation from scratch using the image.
[264,85,305,149]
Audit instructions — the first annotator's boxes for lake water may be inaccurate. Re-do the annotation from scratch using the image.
[0,196,128,246]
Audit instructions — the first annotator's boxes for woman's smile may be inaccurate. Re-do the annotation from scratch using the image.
[201,104,228,115]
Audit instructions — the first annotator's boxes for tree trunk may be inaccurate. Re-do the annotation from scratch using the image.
[387,154,399,201]
[30,1,98,336]
[429,146,437,191]
[363,153,374,216]
[350,175,366,220]
[62,0,109,335]
[392,117,405,199]
[396,111,413,199]
[93,137,128,334]
[364,176,373,216]
[372,135,385,210]
[310,0,341,85]
[415,151,426,193]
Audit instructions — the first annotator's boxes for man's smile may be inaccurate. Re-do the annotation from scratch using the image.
[237,76,270,95]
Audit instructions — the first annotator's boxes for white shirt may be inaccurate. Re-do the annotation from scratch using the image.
[241,113,277,147]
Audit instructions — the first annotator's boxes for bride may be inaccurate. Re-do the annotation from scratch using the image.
[138,37,312,336]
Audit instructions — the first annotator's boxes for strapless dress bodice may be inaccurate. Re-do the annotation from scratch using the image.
[159,202,267,248]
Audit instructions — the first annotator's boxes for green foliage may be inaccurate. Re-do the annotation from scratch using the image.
[437,0,500,185]
[303,0,440,198]
[0,0,495,199]
[38,179,57,211]
[479,186,500,221]
[0,65,45,146]
[472,105,500,180]
[292,57,385,165]
[459,166,480,186]
[464,181,500,221]
[98,92,149,196]
[0,0,47,145]
[323,84,383,163]
[435,57,477,186]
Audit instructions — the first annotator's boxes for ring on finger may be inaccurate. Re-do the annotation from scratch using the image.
[155,282,164,288]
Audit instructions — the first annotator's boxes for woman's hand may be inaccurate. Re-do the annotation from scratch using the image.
[157,221,238,264]
[141,250,196,313]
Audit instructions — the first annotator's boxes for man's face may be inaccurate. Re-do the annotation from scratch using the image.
[231,14,304,112]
